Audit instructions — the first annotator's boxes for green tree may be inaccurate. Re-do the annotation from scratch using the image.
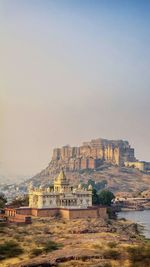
[87,179,95,188]
[10,195,29,207]
[87,179,107,191]
[98,190,115,206]
[92,188,99,205]
[96,180,107,191]
[0,193,7,209]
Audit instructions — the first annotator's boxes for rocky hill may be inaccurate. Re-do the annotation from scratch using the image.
[29,164,150,196]
[26,138,150,196]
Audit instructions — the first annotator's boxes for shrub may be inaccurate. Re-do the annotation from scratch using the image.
[30,248,43,257]
[102,264,112,267]
[13,234,22,241]
[127,244,150,265]
[44,240,60,252]
[107,241,117,248]
[0,224,6,233]
[0,193,7,208]
[0,240,23,260]
[145,238,150,245]
[92,243,103,250]
[43,226,52,235]
[103,248,121,260]
[97,263,112,267]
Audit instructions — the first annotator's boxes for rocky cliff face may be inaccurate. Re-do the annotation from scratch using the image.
[50,138,135,172]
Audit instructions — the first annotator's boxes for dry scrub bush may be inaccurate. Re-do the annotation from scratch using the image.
[30,248,43,257]
[0,240,23,260]
[30,240,62,258]
[92,243,103,250]
[127,244,150,267]
[43,226,52,234]
[44,240,61,252]
[103,248,121,260]
[107,241,117,248]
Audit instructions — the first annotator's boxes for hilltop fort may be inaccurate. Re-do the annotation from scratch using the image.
[50,138,149,172]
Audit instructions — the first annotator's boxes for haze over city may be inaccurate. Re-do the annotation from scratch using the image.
[0,0,150,179]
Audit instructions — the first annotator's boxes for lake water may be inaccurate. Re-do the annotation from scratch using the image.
[118,210,150,238]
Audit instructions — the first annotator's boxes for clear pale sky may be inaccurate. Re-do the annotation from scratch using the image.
[0,0,150,180]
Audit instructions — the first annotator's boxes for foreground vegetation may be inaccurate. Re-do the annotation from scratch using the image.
[0,217,150,267]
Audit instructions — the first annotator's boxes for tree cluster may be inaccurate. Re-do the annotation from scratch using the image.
[92,189,115,206]
[0,193,7,209]
[83,179,107,191]
[9,195,29,208]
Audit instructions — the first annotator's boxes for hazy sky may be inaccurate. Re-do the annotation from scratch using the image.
[0,0,150,179]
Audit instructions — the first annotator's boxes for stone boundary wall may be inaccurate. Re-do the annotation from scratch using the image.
[68,208,98,219]
[16,208,32,215]
[8,214,31,223]
[59,209,70,219]
[5,206,108,221]
[97,207,108,219]
[5,208,32,224]
[32,206,108,219]
[35,208,59,217]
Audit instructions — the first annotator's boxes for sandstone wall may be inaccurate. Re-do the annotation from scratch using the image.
[16,208,32,215]
[8,214,31,223]
[97,207,108,219]
[31,209,38,216]
[5,206,107,221]
[59,209,70,219]
[5,208,32,223]
[35,208,59,217]
[68,208,98,219]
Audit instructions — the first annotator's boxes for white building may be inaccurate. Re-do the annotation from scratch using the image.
[124,161,150,172]
[29,169,92,209]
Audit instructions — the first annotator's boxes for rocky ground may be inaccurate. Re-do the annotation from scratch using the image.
[0,216,147,267]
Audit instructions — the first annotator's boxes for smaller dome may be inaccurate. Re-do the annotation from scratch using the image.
[78,183,82,189]
[88,184,93,190]
[28,182,33,191]
[60,188,64,193]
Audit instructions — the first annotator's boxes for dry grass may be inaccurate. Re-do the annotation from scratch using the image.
[0,217,146,267]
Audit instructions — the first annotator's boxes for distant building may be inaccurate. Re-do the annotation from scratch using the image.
[124,161,150,172]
